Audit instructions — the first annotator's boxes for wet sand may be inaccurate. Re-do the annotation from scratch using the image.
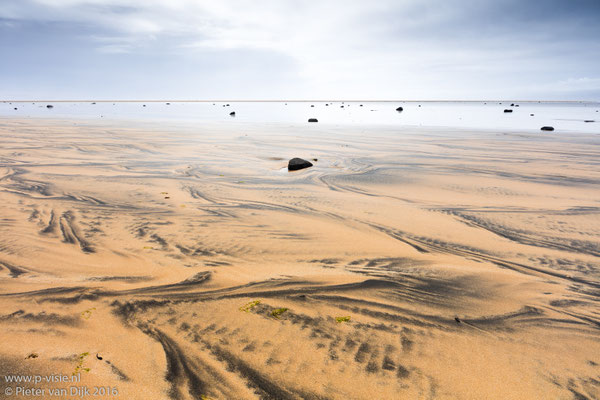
[0,118,599,399]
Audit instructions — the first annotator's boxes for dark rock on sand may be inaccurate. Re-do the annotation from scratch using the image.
[46,105,54,109]
[396,106,403,112]
[229,111,236,116]
[530,114,534,116]
[541,126,554,131]
[510,103,515,107]
[584,120,594,123]
[308,118,318,123]
[288,158,313,171]
[504,109,513,113]
[455,317,461,323]
[13,107,17,110]
[311,105,314,107]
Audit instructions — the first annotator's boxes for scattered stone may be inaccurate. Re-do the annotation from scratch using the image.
[13,107,17,110]
[340,105,344,108]
[166,102,170,105]
[143,105,146,107]
[288,158,313,171]
[96,354,103,360]
[504,109,513,113]
[515,104,520,107]
[541,126,554,131]
[530,114,534,116]
[312,158,318,162]
[584,120,594,123]
[311,105,314,107]
[308,118,318,122]
[396,106,403,112]
[359,104,363,107]
[46,105,53,109]
[510,103,515,106]
[25,353,38,359]
[229,111,236,116]
[455,317,461,323]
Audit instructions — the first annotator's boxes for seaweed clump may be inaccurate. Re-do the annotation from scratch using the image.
[73,352,90,375]
[271,308,288,319]
[239,300,261,312]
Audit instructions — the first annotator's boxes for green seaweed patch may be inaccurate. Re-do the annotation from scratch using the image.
[335,316,351,323]
[73,352,90,376]
[239,300,261,312]
[81,307,96,320]
[271,308,288,319]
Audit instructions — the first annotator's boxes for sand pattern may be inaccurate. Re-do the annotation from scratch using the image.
[0,118,599,399]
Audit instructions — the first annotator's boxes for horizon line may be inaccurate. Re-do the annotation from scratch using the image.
[2,99,599,103]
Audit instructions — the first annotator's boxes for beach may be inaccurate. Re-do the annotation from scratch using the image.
[0,103,599,399]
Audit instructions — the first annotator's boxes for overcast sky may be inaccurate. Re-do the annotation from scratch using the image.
[1,0,599,100]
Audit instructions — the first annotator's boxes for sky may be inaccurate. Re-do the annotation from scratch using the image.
[1,0,599,100]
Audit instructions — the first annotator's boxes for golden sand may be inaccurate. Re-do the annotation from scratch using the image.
[0,118,598,399]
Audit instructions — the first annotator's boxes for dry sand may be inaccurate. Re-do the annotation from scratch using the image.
[0,118,599,399]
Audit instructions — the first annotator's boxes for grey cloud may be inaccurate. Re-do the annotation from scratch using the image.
[0,0,598,99]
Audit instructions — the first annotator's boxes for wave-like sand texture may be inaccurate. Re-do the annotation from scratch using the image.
[0,119,599,399]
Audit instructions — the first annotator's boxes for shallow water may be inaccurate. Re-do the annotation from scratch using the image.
[2,100,599,133]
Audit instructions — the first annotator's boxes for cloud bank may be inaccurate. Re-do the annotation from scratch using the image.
[1,0,599,99]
